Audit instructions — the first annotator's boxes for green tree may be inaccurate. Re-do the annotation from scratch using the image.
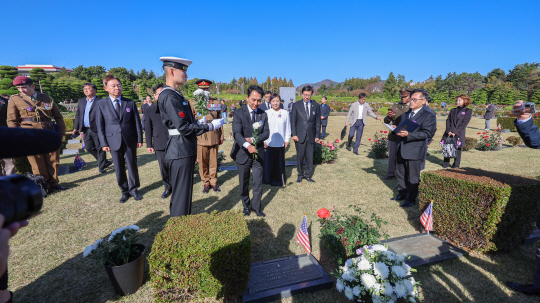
[120,79,138,100]
[0,65,19,80]
[502,90,515,105]
[475,90,488,104]
[383,72,398,100]
[29,68,49,93]
[92,78,107,98]
[486,68,506,81]
[516,90,528,102]
[488,90,501,104]
[530,90,540,104]
[138,83,149,99]
[109,67,131,80]
[507,62,540,91]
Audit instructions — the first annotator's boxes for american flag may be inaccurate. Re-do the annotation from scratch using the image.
[420,202,434,232]
[296,215,311,254]
[74,154,87,171]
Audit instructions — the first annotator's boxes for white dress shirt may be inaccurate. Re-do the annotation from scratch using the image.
[357,102,364,119]
[264,109,291,147]
[109,95,121,107]
[410,107,422,119]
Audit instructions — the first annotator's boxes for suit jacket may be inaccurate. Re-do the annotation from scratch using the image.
[384,102,410,142]
[345,101,378,126]
[320,103,331,126]
[74,96,102,132]
[443,106,472,142]
[95,96,143,151]
[397,105,437,160]
[259,102,272,112]
[230,105,270,165]
[291,100,321,143]
[514,118,540,149]
[145,103,169,150]
[484,104,496,119]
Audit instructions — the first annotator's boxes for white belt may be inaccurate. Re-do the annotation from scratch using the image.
[168,129,180,136]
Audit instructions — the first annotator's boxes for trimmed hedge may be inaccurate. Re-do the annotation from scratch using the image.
[377,107,389,115]
[462,137,477,151]
[63,118,74,132]
[497,116,540,132]
[149,210,251,302]
[419,168,540,252]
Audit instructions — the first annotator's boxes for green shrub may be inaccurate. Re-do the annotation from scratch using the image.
[377,107,389,115]
[497,116,540,132]
[476,132,501,151]
[13,157,32,174]
[57,103,68,112]
[506,136,523,147]
[504,106,513,111]
[314,139,339,164]
[63,118,74,131]
[419,168,540,252]
[149,210,251,302]
[462,137,478,151]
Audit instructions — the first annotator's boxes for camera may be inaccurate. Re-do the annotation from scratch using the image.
[523,103,537,114]
[0,175,43,227]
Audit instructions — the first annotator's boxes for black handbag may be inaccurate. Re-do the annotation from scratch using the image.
[441,136,459,158]
[340,126,347,140]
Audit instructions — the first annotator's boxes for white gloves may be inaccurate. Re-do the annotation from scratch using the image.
[198,116,207,125]
[208,119,224,131]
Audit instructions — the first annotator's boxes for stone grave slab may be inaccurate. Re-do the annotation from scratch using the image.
[381,233,467,267]
[67,139,81,144]
[57,165,80,176]
[524,228,540,245]
[242,254,333,303]
[62,149,81,155]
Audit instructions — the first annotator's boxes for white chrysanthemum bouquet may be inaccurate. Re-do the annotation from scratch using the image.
[83,225,141,267]
[252,120,263,159]
[193,89,211,116]
[335,244,420,303]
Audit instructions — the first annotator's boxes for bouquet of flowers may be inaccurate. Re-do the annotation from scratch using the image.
[335,244,420,303]
[193,89,211,117]
[83,225,141,267]
[252,121,263,159]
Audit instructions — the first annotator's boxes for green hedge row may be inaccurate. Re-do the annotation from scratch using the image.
[149,210,251,302]
[419,169,540,252]
[497,116,540,132]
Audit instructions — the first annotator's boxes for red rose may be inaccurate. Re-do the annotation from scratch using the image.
[477,132,481,135]
[179,112,185,117]
[483,132,486,135]
[335,139,339,143]
[317,208,330,219]
[486,143,490,146]
[375,140,378,142]
[380,130,383,133]
[384,131,388,133]
[321,141,325,146]
[369,138,372,141]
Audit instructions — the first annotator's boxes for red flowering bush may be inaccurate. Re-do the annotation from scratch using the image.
[368,131,388,159]
[317,208,331,219]
[314,139,339,164]
[477,132,501,151]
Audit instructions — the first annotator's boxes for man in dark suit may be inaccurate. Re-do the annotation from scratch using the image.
[320,96,331,139]
[73,83,111,173]
[145,84,171,199]
[230,85,270,217]
[141,95,151,130]
[506,100,540,296]
[96,75,143,203]
[393,89,437,207]
[157,56,223,218]
[259,91,273,112]
[291,85,321,183]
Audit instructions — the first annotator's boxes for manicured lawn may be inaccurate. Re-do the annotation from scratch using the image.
[8,113,540,302]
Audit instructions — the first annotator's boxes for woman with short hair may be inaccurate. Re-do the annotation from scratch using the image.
[442,94,473,168]
[263,93,291,186]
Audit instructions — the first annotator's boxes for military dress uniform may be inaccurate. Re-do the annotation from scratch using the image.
[7,84,66,187]
[191,79,223,193]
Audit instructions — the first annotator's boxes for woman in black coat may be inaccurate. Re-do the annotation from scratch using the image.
[442,94,473,168]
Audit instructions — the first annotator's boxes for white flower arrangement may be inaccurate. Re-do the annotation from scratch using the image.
[193,89,204,96]
[251,120,264,160]
[252,121,262,130]
[83,225,141,267]
[335,244,420,303]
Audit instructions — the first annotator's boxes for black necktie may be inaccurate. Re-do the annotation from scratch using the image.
[410,111,415,119]
[114,99,120,116]
[305,103,309,119]
[251,109,256,123]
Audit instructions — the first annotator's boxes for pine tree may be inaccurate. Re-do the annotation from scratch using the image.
[488,90,501,104]
[121,79,138,100]
[0,65,19,80]
[383,72,398,99]
[530,90,540,104]
[288,79,294,87]
[502,90,515,105]
[92,78,107,98]
[139,83,148,99]
[516,90,528,102]
[476,90,488,104]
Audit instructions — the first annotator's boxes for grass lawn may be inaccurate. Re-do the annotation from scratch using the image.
[8,112,540,303]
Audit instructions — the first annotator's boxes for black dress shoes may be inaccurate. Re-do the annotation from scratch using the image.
[120,194,130,203]
[51,185,67,191]
[255,210,266,217]
[305,177,315,183]
[353,151,359,155]
[505,282,540,296]
[243,207,251,216]
[392,195,406,201]
[132,191,143,200]
[161,190,171,199]
[213,185,221,192]
[384,175,394,180]
[99,169,106,174]
[400,200,415,207]
[104,161,113,169]
[297,176,303,183]
[203,184,211,193]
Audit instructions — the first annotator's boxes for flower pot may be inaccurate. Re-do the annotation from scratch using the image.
[103,244,146,296]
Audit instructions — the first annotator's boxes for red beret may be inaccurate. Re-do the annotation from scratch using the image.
[13,76,33,86]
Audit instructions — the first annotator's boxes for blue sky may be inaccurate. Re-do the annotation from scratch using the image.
[1,0,538,85]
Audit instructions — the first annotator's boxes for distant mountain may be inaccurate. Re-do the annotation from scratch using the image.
[296,79,340,92]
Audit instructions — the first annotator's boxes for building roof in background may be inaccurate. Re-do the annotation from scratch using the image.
[16,64,73,73]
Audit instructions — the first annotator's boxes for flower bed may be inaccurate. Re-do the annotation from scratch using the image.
[314,139,340,164]
[476,131,502,151]
[368,131,389,159]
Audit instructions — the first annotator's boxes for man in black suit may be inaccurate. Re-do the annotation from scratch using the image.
[230,85,270,217]
[259,91,272,112]
[320,96,331,139]
[157,56,224,218]
[394,89,437,207]
[73,83,111,173]
[291,85,321,183]
[141,95,151,130]
[145,84,171,199]
[96,75,143,203]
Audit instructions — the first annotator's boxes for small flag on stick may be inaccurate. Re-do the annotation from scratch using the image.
[420,201,434,233]
[74,153,87,170]
[296,214,311,254]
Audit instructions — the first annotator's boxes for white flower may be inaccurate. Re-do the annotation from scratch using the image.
[336,279,344,292]
[349,267,357,278]
[390,293,398,303]
[373,262,390,279]
[372,293,383,303]
[92,239,103,250]
[380,281,393,295]
[360,273,377,289]
[409,288,419,297]
[357,257,371,271]
[123,235,127,241]
[372,244,387,252]
[344,286,354,300]
[83,244,94,257]
[403,278,414,292]
[345,258,353,268]
[394,282,408,298]
[402,263,412,276]
[409,297,417,303]
[396,254,405,262]
[392,265,407,278]
[252,122,262,130]
[372,282,382,293]
[203,90,211,97]
[128,225,140,232]
[382,251,395,261]
[342,271,354,282]
[193,89,204,96]
[352,286,361,296]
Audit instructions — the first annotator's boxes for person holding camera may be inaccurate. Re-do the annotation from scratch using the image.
[442,94,472,168]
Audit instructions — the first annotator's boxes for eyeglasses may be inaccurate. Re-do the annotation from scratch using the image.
[301,94,312,97]
[409,98,425,103]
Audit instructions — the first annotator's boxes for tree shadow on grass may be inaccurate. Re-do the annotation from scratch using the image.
[14,211,169,303]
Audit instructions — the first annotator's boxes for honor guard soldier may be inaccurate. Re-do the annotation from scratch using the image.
[157,57,224,217]
[6,76,67,191]
[191,79,224,193]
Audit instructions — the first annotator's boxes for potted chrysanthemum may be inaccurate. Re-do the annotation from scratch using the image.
[335,244,420,303]
[83,225,146,296]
